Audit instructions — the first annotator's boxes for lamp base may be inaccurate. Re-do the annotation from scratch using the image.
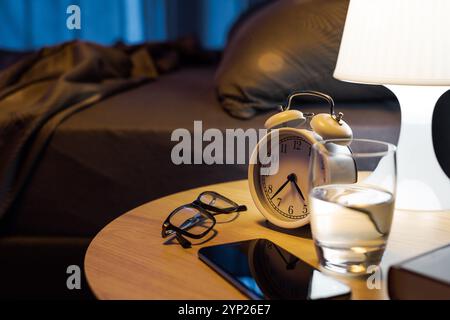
[386,85,450,211]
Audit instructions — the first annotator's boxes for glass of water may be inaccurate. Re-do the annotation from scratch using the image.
[309,139,397,274]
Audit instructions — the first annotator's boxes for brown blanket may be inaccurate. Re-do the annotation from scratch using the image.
[0,41,162,219]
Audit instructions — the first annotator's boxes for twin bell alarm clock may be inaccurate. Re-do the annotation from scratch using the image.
[248,91,357,229]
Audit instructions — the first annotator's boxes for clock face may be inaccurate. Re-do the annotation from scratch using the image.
[249,128,356,229]
[258,133,314,222]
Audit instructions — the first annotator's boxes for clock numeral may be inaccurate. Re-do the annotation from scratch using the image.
[288,205,294,215]
[276,197,282,206]
[293,140,302,150]
[302,205,308,214]
[280,144,287,154]
[267,185,273,193]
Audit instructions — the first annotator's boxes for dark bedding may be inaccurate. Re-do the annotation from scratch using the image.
[0,41,157,221]
[5,66,400,237]
[216,0,396,119]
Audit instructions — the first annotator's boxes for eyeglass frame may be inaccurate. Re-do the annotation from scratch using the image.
[161,191,247,248]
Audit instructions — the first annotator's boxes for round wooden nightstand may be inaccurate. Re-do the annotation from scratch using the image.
[85,180,450,299]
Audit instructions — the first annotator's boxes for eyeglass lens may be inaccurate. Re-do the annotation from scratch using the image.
[198,192,237,210]
[169,206,214,236]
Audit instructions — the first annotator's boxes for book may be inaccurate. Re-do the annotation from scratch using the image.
[388,244,450,299]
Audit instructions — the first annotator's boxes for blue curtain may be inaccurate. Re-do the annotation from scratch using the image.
[0,0,267,51]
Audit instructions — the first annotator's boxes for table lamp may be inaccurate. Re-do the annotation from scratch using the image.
[333,0,450,210]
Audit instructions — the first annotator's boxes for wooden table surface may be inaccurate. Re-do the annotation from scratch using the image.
[84,180,450,300]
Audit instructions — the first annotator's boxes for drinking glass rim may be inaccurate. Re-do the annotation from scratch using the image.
[312,138,397,158]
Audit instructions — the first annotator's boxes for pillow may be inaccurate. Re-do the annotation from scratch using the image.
[215,0,395,119]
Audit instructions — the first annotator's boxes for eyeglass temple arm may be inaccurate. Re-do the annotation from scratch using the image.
[176,233,192,248]
[236,205,247,212]
[179,213,203,229]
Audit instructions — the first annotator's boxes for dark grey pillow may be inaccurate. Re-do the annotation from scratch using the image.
[215,0,395,119]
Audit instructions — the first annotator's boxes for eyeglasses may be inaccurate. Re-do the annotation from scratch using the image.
[161,191,247,248]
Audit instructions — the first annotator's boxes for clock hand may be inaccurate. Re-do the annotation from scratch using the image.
[270,174,295,200]
[270,179,289,200]
[290,175,306,201]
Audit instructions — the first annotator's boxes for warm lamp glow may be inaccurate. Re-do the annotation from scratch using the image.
[334,0,450,85]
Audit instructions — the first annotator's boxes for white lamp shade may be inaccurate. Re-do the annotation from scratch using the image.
[334,0,450,85]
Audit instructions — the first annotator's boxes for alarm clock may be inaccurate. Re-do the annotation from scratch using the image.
[248,91,357,229]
